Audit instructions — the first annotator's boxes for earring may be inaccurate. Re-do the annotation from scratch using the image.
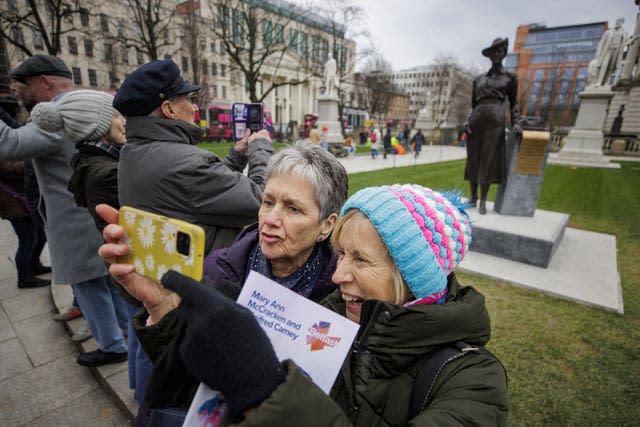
[317,236,324,242]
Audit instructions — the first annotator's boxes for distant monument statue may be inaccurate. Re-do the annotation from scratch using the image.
[591,18,629,87]
[323,57,339,98]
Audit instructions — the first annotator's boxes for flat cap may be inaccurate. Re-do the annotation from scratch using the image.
[9,55,72,83]
[113,59,200,117]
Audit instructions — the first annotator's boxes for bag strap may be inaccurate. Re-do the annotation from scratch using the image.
[409,341,495,420]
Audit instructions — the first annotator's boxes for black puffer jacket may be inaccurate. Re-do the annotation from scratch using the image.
[233,274,508,426]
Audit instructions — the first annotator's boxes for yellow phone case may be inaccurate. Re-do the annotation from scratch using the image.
[117,206,205,282]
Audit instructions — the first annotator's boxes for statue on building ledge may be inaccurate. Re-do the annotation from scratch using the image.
[589,17,629,87]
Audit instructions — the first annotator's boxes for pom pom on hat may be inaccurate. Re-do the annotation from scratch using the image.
[29,102,63,132]
[340,184,472,299]
[31,89,114,143]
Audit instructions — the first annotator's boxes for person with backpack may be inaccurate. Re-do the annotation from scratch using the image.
[138,184,508,426]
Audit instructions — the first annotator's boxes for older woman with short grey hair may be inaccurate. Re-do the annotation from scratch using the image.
[202,140,348,299]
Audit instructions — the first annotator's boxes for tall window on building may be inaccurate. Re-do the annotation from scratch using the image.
[32,30,44,50]
[541,69,558,119]
[216,5,229,32]
[299,32,308,59]
[11,26,24,46]
[136,51,144,65]
[211,63,217,76]
[104,43,113,62]
[289,29,298,53]
[68,36,77,55]
[556,68,573,109]
[213,85,218,98]
[84,39,93,57]
[118,19,125,37]
[121,47,129,64]
[274,23,284,45]
[88,69,97,87]
[211,41,216,53]
[222,86,227,99]
[220,64,226,77]
[80,8,89,26]
[572,67,587,108]
[262,20,272,46]
[201,60,208,76]
[232,9,244,46]
[528,69,544,116]
[312,36,328,64]
[72,67,82,85]
[7,0,18,13]
[100,14,109,32]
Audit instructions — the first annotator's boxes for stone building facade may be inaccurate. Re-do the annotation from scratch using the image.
[0,0,359,135]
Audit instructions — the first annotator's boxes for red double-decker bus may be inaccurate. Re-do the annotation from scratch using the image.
[205,104,233,141]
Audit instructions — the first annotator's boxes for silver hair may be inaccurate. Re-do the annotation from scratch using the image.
[266,141,348,221]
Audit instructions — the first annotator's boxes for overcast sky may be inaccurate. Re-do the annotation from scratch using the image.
[299,0,639,72]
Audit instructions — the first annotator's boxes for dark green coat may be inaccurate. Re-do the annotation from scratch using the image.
[234,274,508,426]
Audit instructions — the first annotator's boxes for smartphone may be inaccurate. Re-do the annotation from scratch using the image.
[232,102,264,140]
[117,206,205,282]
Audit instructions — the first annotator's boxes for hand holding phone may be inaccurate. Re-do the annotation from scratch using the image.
[117,206,205,283]
[232,103,264,140]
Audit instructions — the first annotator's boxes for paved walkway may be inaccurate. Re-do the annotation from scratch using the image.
[0,144,626,425]
[0,221,131,426]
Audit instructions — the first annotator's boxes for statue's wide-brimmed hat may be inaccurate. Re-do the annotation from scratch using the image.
[482,37,509,57]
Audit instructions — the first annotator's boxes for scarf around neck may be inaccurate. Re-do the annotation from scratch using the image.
[246,242,324,298]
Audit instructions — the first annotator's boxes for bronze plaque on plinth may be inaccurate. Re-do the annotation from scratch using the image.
[514,131,549,175]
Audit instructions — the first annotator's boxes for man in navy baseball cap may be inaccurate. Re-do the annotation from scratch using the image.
[113,59,200,118]
[114,58,274,259]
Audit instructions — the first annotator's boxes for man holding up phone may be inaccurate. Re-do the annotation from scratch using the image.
[114,59,274,254]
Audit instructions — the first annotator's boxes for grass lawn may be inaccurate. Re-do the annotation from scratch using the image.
[205,143,640,425]
[350,159,640,426]
[198,141,290,158]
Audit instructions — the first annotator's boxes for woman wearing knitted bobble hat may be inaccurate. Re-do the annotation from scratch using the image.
[31,90,153,403]
[136,184,507,426]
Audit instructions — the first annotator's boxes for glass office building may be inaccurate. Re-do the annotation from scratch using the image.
[505,21,607,126]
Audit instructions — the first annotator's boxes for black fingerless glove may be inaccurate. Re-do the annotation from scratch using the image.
[161,271,285,416]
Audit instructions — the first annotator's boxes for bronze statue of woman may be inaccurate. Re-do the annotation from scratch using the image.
[464,37,521,214]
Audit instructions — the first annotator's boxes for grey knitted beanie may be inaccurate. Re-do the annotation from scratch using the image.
[31,89,114,143]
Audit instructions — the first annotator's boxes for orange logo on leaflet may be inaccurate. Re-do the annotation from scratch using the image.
[306,321,341,351]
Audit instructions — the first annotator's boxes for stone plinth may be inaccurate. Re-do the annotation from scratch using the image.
[495,130,550,217]
[469,202,569,268]
[316,95,343,144]
[557,86,617,167]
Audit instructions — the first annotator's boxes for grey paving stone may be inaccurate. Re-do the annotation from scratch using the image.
[0,305,16,343]
[0,354,99,425]
[106,369,138,419]
[0,275,21,301]
[2,287,53,323]
[13,311,76,367]
[25,388,131,427]
[0,337,32,382]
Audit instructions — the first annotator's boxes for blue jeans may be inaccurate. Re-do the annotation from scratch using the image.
[127,304,153,406]
[72,275,128,353]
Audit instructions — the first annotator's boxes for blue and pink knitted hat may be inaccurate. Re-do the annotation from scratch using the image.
[340,184,472,299]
